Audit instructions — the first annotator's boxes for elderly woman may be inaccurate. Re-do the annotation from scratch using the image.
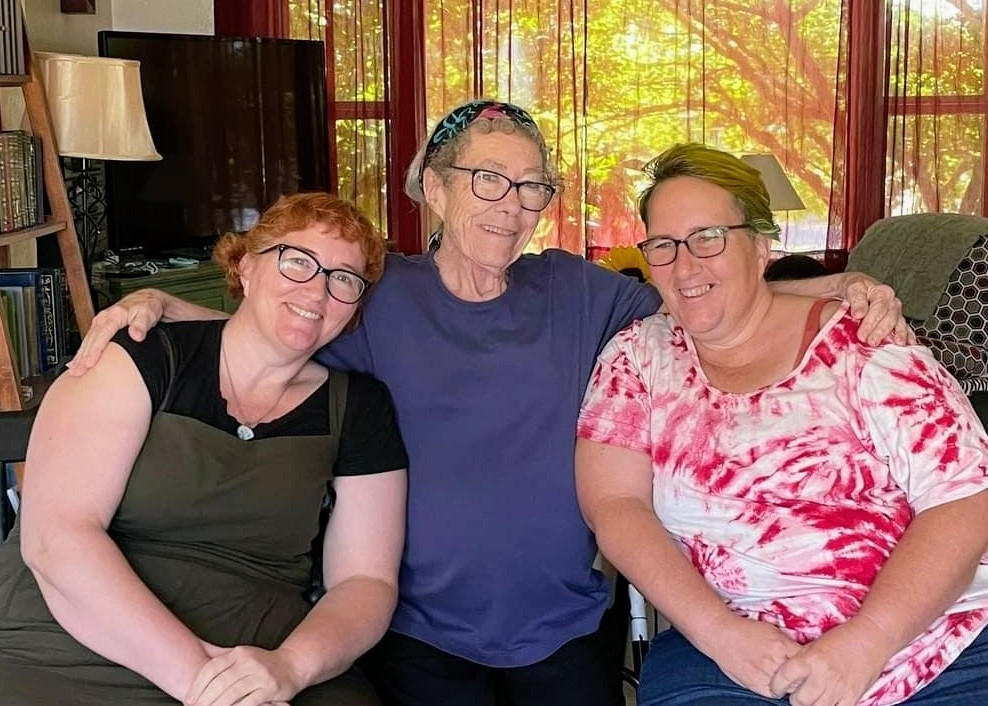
[69,102,907,705]
[0,193,408,706]
[576,143,988,706]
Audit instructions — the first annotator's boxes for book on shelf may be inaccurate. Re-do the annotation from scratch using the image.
[0,130,42,234]
[0,0,25,76]
[0,267,70,379]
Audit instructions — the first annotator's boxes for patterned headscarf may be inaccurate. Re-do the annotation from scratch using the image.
[418,100,540,186]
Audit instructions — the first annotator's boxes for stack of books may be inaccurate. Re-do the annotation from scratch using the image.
[0,267,71,379]
[0,130,43,233]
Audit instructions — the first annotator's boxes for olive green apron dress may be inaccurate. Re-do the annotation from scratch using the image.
[0,373,379,705]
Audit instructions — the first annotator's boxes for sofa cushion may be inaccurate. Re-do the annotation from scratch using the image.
[912,234,988,395]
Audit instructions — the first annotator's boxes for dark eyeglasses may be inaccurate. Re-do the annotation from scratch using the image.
[447,165,556,212]
[637,224,751,266]
[259,244,370,304]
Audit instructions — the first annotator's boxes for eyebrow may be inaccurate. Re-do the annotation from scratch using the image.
[288,243,365,274]
[470,159,545,179]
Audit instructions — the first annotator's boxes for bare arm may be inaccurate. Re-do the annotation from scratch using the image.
[575,438,801,697]
[770,491,988,706]
[21,344,210,699]
[185,469,407,705]
[68,289,227,374]
[769,271,914,346]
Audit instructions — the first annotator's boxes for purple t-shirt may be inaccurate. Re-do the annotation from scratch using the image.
[316,249,660,666]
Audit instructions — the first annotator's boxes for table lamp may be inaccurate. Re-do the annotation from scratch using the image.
[34,51,160,275]
[739,153,805,211]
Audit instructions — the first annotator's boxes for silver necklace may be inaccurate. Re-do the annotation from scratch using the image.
[220,340,286,441]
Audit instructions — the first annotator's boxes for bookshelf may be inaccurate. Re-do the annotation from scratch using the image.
[0,32,94,410]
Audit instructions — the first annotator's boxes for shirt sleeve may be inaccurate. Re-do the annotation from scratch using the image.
[334,371,409,476]
[583,257,663,347]
[857,344,988,514]
[111,327,172,410]
[314,323,375,375]
[577,321,653,454]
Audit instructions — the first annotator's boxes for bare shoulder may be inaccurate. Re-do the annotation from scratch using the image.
[819,298,844,327]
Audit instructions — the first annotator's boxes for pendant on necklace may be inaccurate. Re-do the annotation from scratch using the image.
[237,424,255,441]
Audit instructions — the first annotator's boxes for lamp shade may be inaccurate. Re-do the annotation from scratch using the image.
[739,154,804,211]
[34,51,161,161]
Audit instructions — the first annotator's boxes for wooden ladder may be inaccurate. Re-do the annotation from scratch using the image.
[0,31,95,410]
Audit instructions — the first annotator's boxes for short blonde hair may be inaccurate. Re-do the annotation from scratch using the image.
[638,143,780,239]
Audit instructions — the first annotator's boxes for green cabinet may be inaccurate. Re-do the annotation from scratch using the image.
[94,262,239,314]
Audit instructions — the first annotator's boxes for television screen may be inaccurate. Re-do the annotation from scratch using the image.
[98,31,329,258]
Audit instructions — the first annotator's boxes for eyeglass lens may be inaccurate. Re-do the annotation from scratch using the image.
[277,246,367,303]
[640,227,728,265]
[460,167,554,211]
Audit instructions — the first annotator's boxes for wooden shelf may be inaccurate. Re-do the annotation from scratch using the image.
[0,73,29,87]
[0,30,94,410]
[0,220,67,249]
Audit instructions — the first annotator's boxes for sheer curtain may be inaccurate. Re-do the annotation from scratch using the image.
[214,0,288,37]
[884,0,988,218]
[423,1,850,257]
[423,0,590,254]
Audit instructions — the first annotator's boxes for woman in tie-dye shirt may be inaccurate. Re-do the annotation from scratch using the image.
[576,144,988,706]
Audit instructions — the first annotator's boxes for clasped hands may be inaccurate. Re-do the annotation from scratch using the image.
[708,614,890,706]
[182,642,305,706]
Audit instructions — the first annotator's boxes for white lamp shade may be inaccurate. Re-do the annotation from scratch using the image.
[34,51,161,161]
[739,154,805,211]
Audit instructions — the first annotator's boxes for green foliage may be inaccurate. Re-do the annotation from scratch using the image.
[292,0,988,251]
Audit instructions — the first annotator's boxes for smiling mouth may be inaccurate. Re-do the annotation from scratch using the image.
[480,224,515,236]
[287,303,323,320]
[679,284,714,299]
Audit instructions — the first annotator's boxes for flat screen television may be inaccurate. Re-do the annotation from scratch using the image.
[98,31,329,259]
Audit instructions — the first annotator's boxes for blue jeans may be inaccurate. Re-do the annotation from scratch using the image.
[637,626,988,705]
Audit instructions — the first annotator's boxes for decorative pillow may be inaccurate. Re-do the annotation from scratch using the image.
[911,234,988,396]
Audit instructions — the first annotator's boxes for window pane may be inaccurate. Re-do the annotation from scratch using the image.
[287,0,327,40]
[332,1,386,102]
[335,119,389,236]
[424,1,843,254]
[887,113,984,214]
[887,1,986,97]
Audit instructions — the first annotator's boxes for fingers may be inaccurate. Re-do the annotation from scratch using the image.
[848,282,910,346]
[768,654,808,701]
[66,292,163,375]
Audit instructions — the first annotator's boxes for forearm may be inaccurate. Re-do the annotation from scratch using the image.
[853,492,988,658]
[277,575,398,687]
[592,496,734,655]
[155,290,228,323]
[25,525,209,699]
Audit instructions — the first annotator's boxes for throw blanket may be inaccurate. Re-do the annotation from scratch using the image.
[847,213,987,321]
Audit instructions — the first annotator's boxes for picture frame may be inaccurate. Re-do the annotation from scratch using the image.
[60,0,96,14]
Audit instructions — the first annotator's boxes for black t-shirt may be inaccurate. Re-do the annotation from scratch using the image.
[112,321,408,477]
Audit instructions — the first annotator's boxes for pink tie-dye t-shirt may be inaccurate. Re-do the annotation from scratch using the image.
[578,304,988,706]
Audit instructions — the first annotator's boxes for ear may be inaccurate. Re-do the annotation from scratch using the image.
[422,167,447,220]
[754,235,773,271]
[238,253,256,298]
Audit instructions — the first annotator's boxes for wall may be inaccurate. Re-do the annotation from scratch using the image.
[23,0,213,55]
[23,0,111,54]
[111,0,213,37]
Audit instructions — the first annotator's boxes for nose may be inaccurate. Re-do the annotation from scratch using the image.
[495,185,523,213]
[671,242,702,276]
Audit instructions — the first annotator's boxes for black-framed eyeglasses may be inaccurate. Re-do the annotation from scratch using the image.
[259,244,370,304]
[447,165,556,212]
[637,224,751,266]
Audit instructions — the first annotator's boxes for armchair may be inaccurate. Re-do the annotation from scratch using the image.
[846,213,988,423]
